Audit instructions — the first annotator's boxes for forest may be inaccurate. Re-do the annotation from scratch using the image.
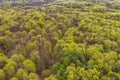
[0,0,120,80]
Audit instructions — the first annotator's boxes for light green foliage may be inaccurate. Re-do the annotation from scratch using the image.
[28,42,37,51]
[0,69,6,80]
[92,5,107,12]
[62,42,85,54]
[28,73,39,80]
[0,53,8,68]
[78,68,100,80]
[10,77,18,80]
[3,60,17,78]
[115,60,120,72]
[45,75,57,80]
[16,69,28,80]
[66,66,77,80]
[11,54,25,63]
[0,0,120,80]
[23,59,36,73]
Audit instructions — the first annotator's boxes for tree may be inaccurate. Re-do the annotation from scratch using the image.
[41,69,51,78]
[11,54,25,63]
[92,5,107,12]
[3,60,17,79]
[115,60,120,72]
[28,73,39,80]
[16,68,28,80]
[30,51,40,63]
[45,75,57,80]
[0,52,8,68]
[67,71,76,80]
[27,42,37,51]
[0,69,6,80]
[103,40,112,52]
[66,66,77,80]
[52,64,60,74]
[23,59,36,73]
[10,77,18,80]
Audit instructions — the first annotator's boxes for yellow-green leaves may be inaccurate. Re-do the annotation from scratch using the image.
[23,59,36,73]
[0,69,6,80]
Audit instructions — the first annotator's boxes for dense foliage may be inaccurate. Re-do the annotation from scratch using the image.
[0,0,120,80]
